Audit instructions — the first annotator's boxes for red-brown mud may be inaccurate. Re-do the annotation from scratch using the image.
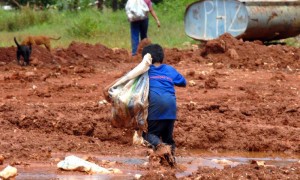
[0,34,299,179]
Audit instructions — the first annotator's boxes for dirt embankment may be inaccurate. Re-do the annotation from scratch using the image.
[0,34,299,179]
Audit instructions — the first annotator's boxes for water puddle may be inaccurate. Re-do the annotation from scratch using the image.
[189,150,300,167]
[11,151,300,180]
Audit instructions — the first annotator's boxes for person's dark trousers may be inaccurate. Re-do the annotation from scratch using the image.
[142,119,176,154]
[130,18,149,56]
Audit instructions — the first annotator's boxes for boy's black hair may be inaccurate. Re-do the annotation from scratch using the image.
[142,44,164,64]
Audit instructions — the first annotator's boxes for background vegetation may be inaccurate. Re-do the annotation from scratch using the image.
[0,0,199,50]
[0,0,299,49]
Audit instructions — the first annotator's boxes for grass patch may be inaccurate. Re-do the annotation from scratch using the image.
[67,11,100,38]
[283,37,300,48]
[0,8,55,31]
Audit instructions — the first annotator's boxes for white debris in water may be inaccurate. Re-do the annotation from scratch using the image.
[57,155,121,174]
[134,174,142,179]
[0,165,18,179]
[251,160,265,166]
[211,159,239,166]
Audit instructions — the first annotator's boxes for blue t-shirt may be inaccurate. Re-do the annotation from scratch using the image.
[148,64,186,120]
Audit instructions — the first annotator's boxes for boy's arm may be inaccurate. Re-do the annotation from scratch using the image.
[170,66,186,87]
[173,73,186,87]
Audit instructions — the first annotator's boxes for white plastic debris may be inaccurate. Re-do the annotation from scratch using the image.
[134,173,142,179]
[211,159,239,166]
[98,100,108,105]
[251,160,266,167]
[132,130,145,146]
[57,155,121,174]
[0,165,18,179]
[189,80,196,86]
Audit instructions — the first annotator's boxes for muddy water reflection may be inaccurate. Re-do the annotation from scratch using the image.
[189,150,300,166]
[15,151,300,180]
[176,151,299,178]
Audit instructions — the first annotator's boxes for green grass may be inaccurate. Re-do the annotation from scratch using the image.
[283,37,300,48]
[3,0,298,50]
[0,0,196,50]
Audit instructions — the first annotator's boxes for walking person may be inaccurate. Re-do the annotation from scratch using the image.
[126,0,160,56]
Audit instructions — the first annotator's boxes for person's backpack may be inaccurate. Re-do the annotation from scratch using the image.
[125,0,149,22]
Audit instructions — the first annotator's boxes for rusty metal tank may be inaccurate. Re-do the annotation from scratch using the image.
[184,0,300,41]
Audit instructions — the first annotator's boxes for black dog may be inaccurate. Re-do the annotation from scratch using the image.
[14,37,32,66]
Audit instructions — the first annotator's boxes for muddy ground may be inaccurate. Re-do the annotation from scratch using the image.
[0,34,299,179]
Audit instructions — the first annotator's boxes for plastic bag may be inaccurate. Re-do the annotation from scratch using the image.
[57,155,121,174]
[125,0,149,22]
[108,54,152,130]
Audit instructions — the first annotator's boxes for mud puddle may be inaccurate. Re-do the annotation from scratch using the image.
[12,151,299,180]
[15,162,135,180]
[190,150,300,167]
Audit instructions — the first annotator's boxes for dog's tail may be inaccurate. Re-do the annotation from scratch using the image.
[49,36,61,40]
[14,37,20,48]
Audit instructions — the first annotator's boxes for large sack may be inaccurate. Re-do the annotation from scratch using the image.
[108,54,152,130]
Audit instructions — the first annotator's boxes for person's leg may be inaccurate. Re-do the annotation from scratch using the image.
[130,21,140,56]
[145,120,176,167]
[142,120,163,148]
[160,120,176,166]
[140,18,149,40]
[161,120,176,155]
